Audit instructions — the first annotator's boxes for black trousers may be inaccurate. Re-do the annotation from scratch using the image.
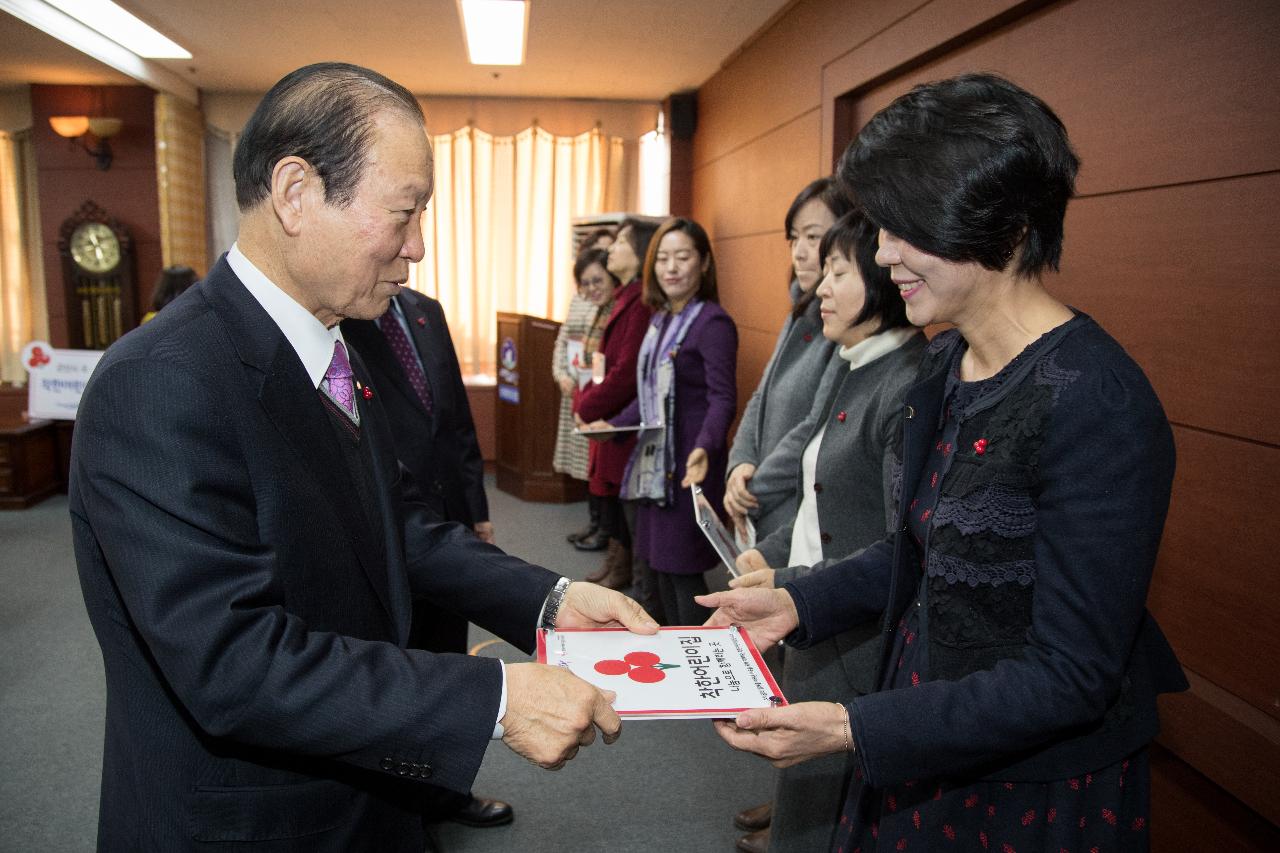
[598,494,630,547]
[654,570,712,626]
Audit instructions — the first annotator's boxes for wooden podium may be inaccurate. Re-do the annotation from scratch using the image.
[494,312,588,503]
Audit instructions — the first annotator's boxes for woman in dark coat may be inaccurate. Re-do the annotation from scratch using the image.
[602,217,737,626]
[702,74,1186,853]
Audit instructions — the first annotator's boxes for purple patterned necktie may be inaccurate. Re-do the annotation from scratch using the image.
[379,305,433,415]
[324,340,356,415]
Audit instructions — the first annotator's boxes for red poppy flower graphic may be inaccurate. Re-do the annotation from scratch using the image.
[27,346,51,368]
[594,650,680,682]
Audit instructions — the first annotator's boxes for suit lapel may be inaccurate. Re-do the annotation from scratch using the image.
[344,319,424,417]
[348,347,413,643]
[398,296,442,433]
[204,259,398,631]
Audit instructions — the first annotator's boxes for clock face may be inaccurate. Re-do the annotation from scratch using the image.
[70,221,121,274]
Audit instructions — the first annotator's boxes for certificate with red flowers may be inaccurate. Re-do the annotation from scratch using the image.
[536,626,786,719]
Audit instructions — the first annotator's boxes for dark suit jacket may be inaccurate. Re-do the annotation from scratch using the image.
[341,291,487,529]
[342,292,486,658]
[69,256,558,852]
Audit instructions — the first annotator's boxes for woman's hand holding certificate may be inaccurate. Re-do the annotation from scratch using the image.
[696,587,799,649]
[714,701,852,768]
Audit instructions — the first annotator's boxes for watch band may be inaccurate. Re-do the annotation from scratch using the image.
[540,577,573,631]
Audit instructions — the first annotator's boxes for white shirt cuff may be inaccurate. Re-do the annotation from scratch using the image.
[491,660,507,739]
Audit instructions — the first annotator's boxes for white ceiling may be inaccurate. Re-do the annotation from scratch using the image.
[0,1,794,99]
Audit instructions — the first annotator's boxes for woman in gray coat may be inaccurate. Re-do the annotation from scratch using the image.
[723,179,854,544]
[731,210,924,852]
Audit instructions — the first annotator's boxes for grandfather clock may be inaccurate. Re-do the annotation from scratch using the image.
[57,200,136,349]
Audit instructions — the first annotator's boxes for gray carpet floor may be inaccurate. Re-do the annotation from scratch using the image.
[0,479,775,852]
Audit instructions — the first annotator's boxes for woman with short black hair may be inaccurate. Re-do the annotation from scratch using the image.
[703,73,1186,852]
[731,208,925,851]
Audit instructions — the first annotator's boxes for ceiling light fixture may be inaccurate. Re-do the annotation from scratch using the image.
[457,0,528,66]
[43,0,192,59]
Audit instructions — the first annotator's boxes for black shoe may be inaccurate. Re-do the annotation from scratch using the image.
[448,795,514,828]
[573,531,610,551]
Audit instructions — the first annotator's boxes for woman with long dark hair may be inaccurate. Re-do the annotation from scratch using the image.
[723,179,854,544]
[593,217,737,625]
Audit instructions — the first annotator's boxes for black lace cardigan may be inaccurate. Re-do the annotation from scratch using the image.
[785,313,1187,787]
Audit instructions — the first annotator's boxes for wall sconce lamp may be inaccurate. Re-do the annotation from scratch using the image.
[49,116,124,170]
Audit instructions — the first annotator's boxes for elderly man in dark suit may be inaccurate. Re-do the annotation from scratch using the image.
[69,62,655,853]
[342,289,513,828]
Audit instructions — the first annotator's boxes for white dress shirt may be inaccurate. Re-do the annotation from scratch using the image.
[227,245,509,738]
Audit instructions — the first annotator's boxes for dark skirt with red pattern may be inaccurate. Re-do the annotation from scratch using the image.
[830,609,1151,853]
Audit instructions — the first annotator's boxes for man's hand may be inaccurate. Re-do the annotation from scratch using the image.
[724,463,759,522]
[558,376,577,396]
[730,550,772,587]
[474,521,495,544]
[681,447,709,488]
[714,701,850,768]
[696,587,799,648]
[501,663,620,769]
[557,581,660,634]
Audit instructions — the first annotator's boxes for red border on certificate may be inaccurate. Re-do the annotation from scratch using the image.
[536,625,787,717]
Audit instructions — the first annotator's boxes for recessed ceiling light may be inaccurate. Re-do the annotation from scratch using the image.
[457,0,528,66]
[44,0,192,59]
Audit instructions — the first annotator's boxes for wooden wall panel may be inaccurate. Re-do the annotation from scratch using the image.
[694,0,923,169]
[1150,743,1280,852]
[713,233,795,337]
[1058,174,1280,445]
[692,110,821,242]
[844,0,1280,196]
[1158,673,1280,827]
[1149,427,1279,720]
[819,0,1039,168]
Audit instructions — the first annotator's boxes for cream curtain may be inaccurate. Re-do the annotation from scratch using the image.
[155,93,208,274]
[204,125,240,263]
[412,125,629,377]
[0,130,48,385]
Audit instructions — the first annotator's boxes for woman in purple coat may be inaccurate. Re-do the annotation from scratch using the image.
[605,218,738,625]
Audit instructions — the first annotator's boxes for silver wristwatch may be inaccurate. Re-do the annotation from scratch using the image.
[539,577,572,630]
